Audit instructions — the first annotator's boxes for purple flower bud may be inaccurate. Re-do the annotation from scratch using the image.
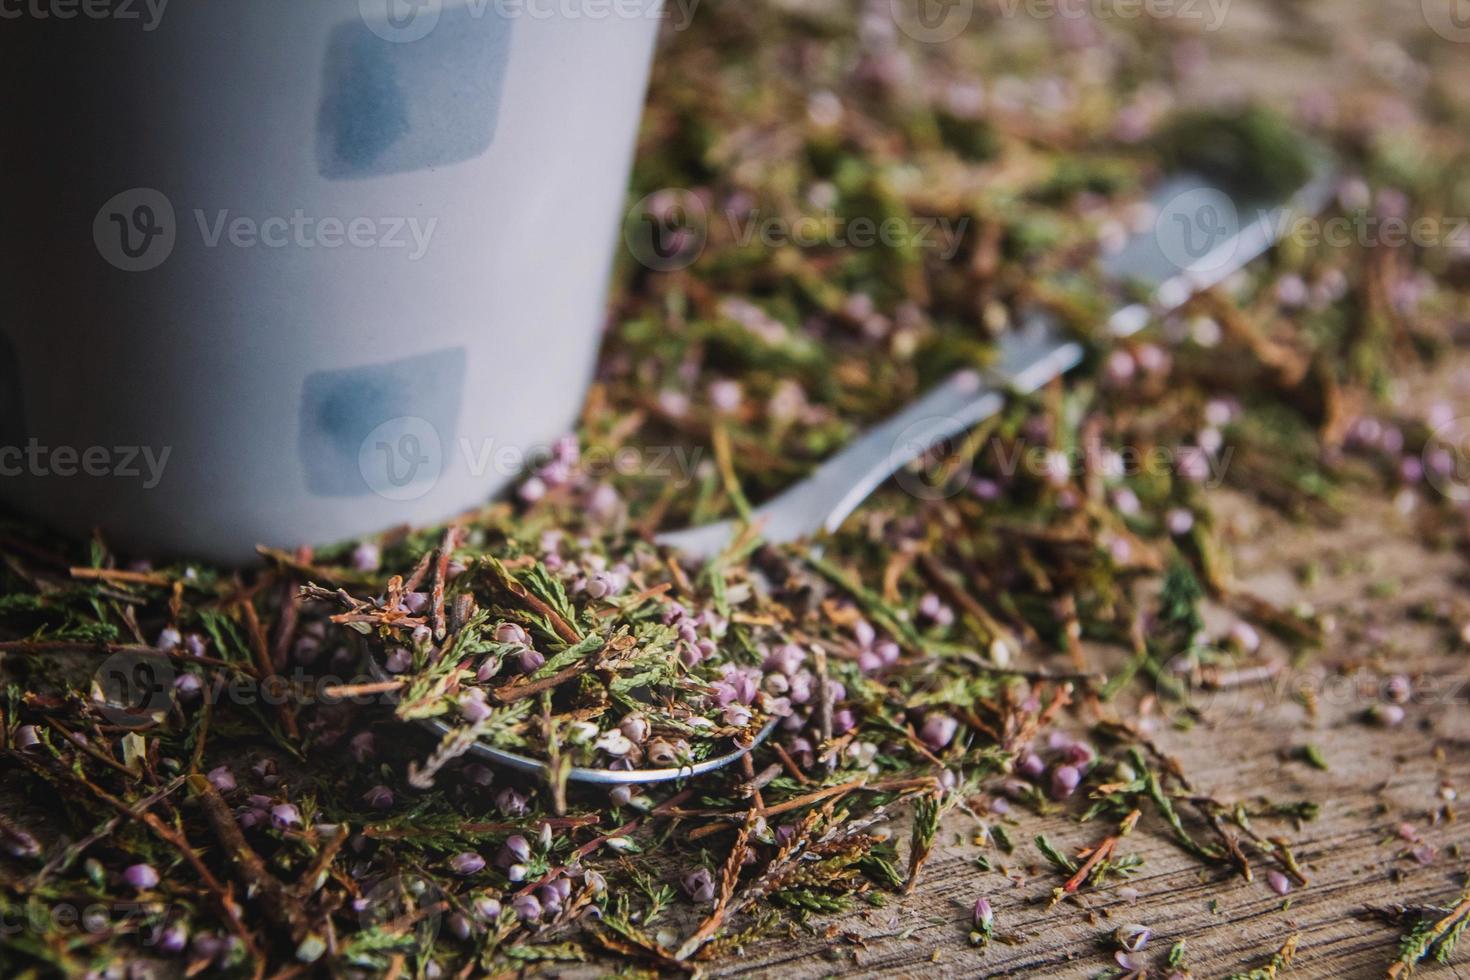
[764,643,806,676]
[1115,950,1147,973]
[858,650,884,673]
[587,484,621,523]
[1104,349,1136,386]
[271,804,302,829]
[1050,764,1081,799]
[1266,869,1291,896]
[620,714,650,744]
[495,622,529,646]
[973,897,994,929]
[156,627,182,651]
[173,673,202,701]
[449,852,486,876]
[157,921,188,954]
[1165,508,1194,536]
[831,708,856,735]
[498,835,532,868]
[723,703,753,727]
[536,884,564,917]
[1063,741,1096,767]
[1134,343,1170,375]
[459,691,492,724]
[876,641,901,665]
[512,893,542,923]
[349,731,375,764]
[918,593,952,625]
[184,634,208,659]
[449,913,472,940]
[1227,621,1261,654]
[1116,923,1151,951]
[292,636,322,665]
[683,867,717,904]
[363,785,394,810]
[383,647,412,674]
[124,863,160,890]
[351,541,381,573]
[1371,703,1406,727]
[920,714,959,751]
[517,647,545,673]
[1177,446,1210,482]
[708,379,743,414]
[1387,674,1412,704]
[474,896,502,920]
[853,620,876,648]
[206,765,236,793]
[518,476,548,503]
[496,787,529,817]
[1400,456,1424,483]
[584,573,615,599]
[970,477,1002,500]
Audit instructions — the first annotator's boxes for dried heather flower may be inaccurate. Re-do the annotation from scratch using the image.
[123,863,159,890]
[449,852,486,876]
[683,867,716,904]
[919,713,958,751]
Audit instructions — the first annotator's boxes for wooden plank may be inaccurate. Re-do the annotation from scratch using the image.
[707,455,1470,976]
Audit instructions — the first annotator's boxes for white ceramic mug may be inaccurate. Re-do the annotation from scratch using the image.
[0,0,664,562]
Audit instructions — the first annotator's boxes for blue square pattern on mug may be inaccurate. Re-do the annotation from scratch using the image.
[317,5,513,180]
[299,347,466,499]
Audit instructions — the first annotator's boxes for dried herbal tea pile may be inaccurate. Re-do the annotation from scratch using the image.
[334,535,797,783]
[2,0,1468,976]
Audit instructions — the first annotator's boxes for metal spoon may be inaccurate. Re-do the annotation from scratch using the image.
[658,167,1336,560]
[381,166,1333,785]
[368,648,780,785]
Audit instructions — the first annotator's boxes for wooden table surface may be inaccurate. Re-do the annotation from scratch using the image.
[693,352,1470,978]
